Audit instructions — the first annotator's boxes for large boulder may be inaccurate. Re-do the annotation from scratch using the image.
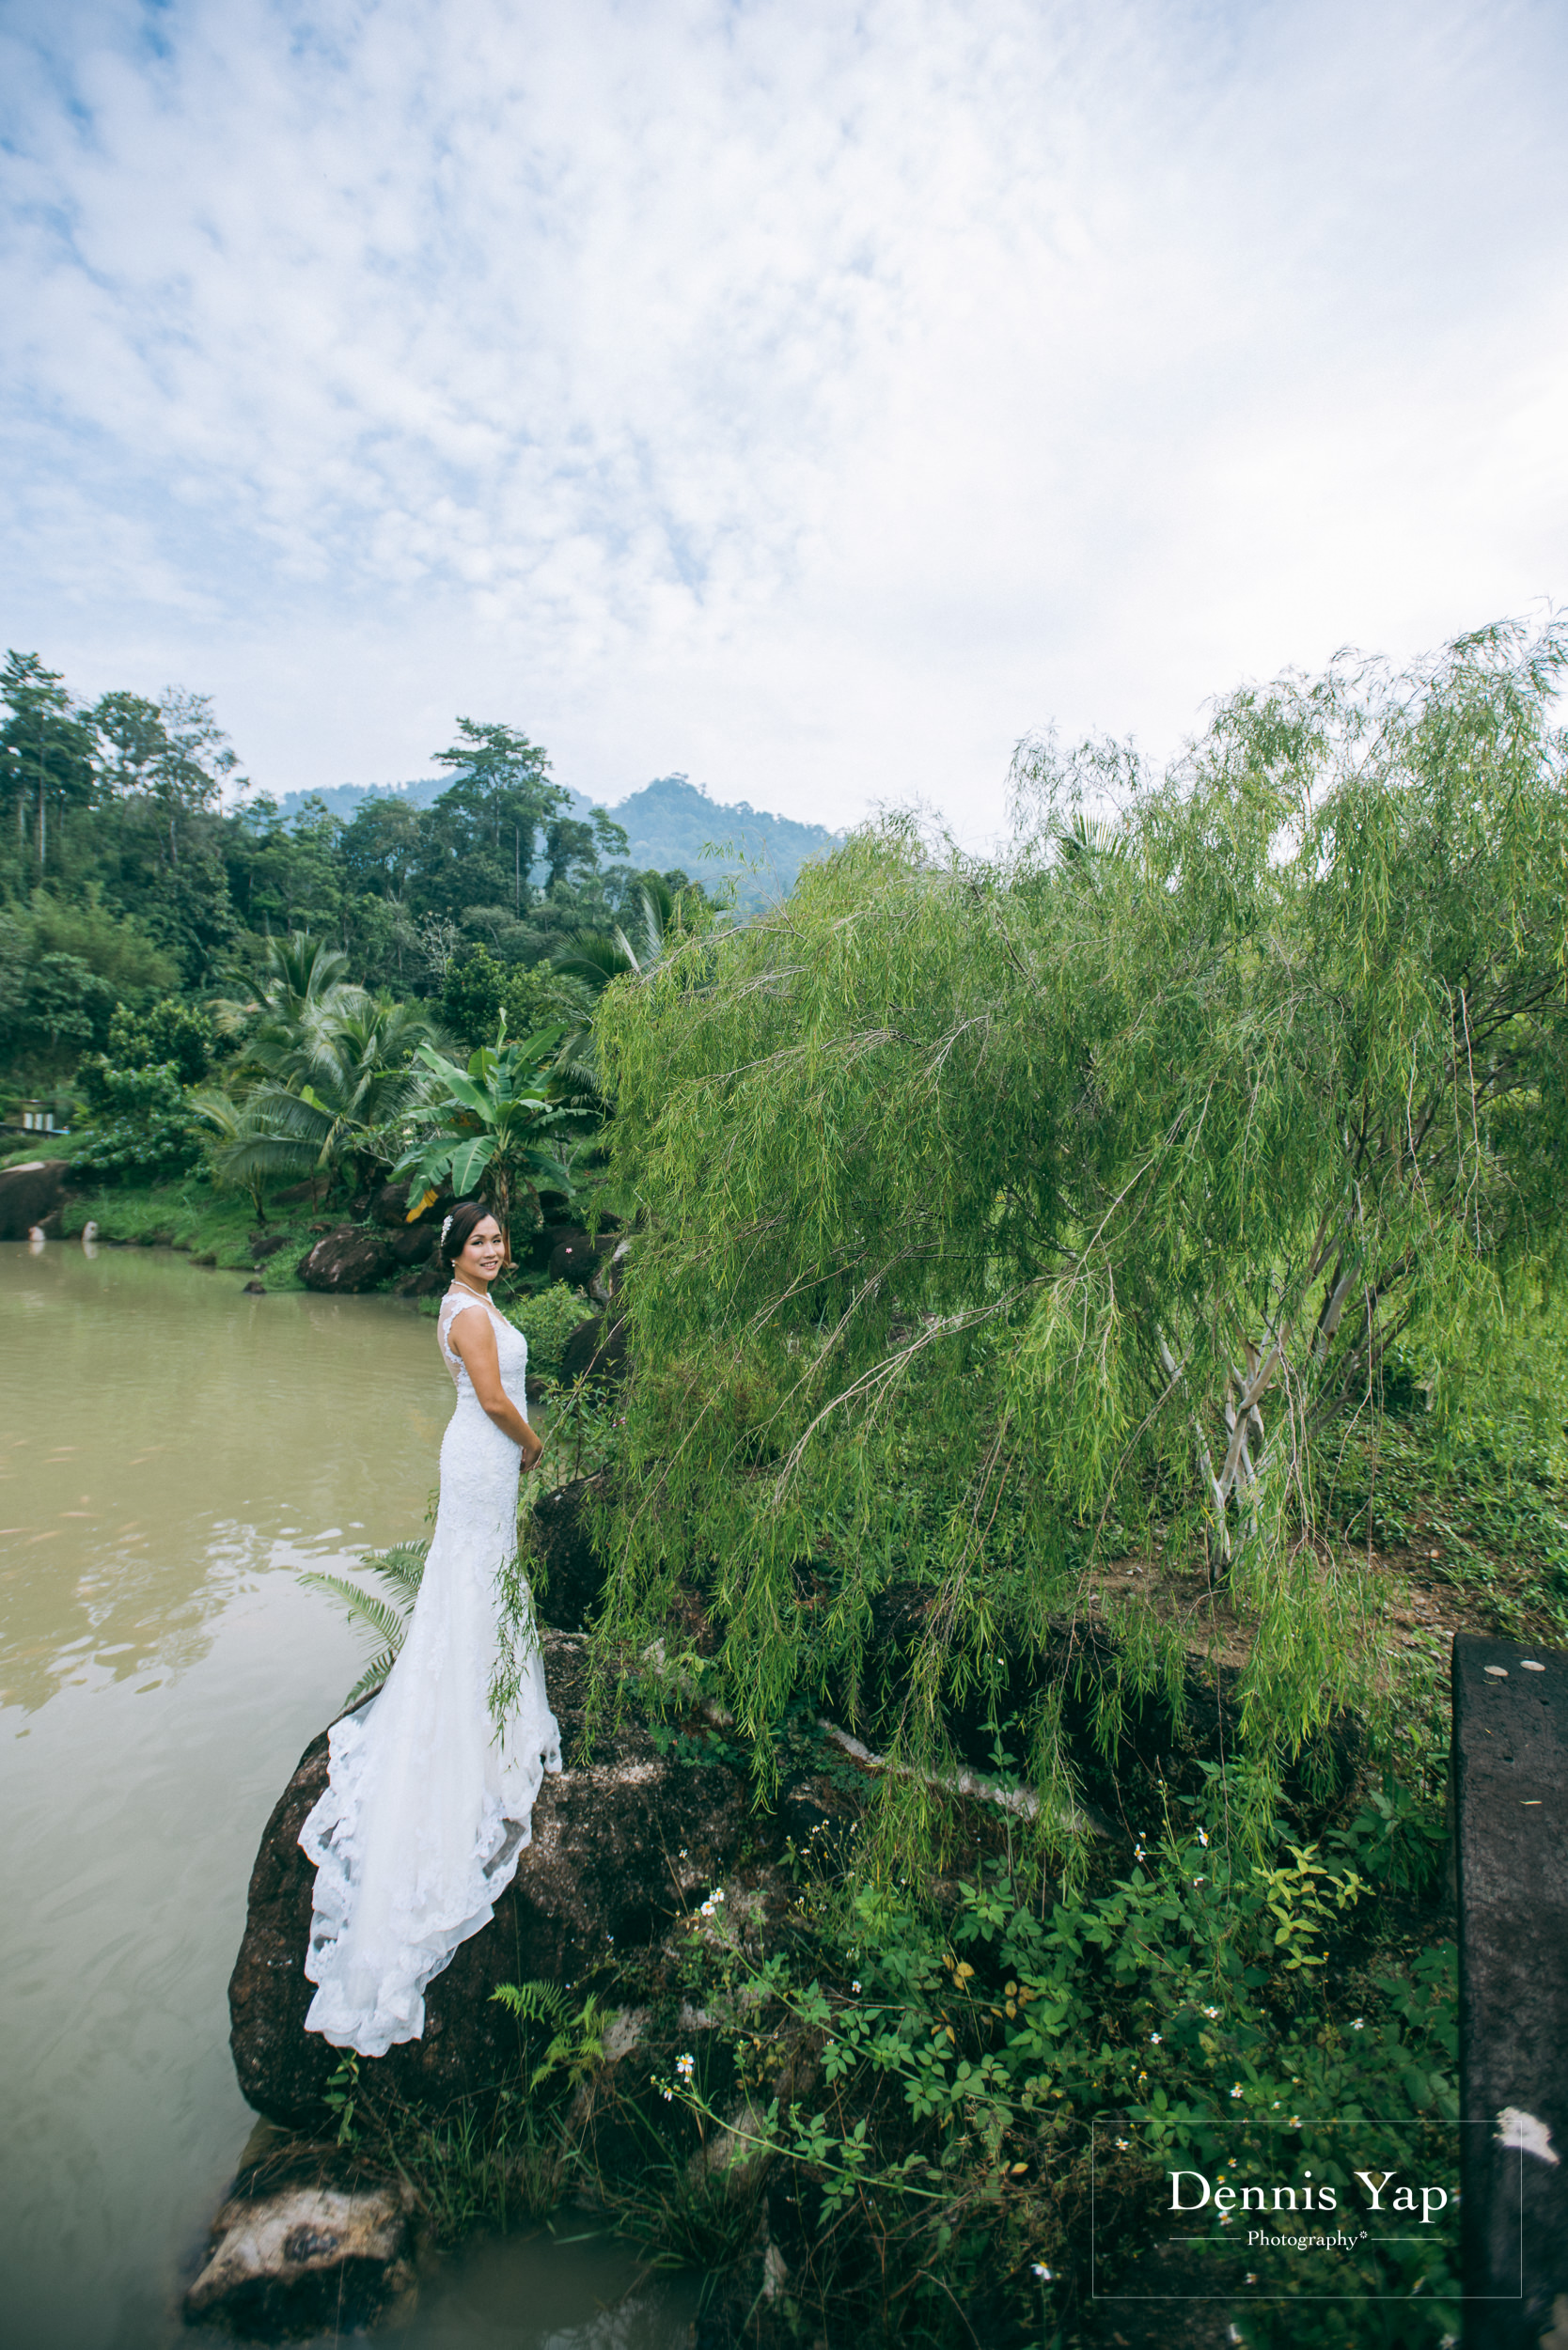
[547,1229,614,1286]
[393,1264,446,1299]
[531,1476,611,1632]
[0,1159,70,1240]
[296,1226,395,1293]
[561,1309,629,1386]
[228,1633,745,2129]
[367,1180,446,1230]
[386,1222,434,1265]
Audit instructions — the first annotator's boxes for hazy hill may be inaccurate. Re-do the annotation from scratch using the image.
[261,772,843,906]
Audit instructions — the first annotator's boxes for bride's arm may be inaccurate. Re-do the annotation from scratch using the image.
[448,1307,544,1469]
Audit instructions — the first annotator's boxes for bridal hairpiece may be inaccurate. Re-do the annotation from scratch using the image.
[440,1213,454,1248]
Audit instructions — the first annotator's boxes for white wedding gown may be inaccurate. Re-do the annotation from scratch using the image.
[298,1289,561,2056]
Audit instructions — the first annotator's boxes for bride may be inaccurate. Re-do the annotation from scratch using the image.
[298,1201,562,2056]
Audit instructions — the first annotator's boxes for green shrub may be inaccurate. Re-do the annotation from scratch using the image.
[103,995,214,1085]
[441,946,575,1052]
[656,1760,1459,2347]
[68,1062,202,1182]
[505,1279,597,1376]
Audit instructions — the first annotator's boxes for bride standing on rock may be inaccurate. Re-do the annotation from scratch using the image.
[299,1201,561,2057]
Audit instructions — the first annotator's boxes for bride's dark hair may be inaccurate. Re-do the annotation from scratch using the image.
[439,1199,497,1273]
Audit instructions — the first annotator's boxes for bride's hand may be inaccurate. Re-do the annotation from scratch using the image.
[520,1429,544,1472]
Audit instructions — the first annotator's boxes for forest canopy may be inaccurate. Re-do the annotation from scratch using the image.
[0,654,715,1089]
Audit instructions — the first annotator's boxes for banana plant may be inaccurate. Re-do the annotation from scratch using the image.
[393,1016,587,1246]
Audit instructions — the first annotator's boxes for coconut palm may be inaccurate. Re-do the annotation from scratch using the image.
[193,991,436,1207]
[210,931,357,1051]
[186,1087,299,1221]
[552,876,682,996]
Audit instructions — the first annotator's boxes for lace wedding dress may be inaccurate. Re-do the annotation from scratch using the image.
[298,1289,561,2055]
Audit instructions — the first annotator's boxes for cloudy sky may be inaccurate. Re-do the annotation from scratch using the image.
[2,0,1565,838]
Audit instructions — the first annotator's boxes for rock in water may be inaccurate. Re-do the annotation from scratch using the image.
[228,1632,745,2128]
[182,2179,415,2334]
[295,1226,395,1293]
[0,1160,70,1241]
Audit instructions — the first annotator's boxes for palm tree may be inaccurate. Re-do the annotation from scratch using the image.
[394,1018,587,1246]
[186,1087,293,1222]
[193,991,436,1209]
[210,931,357,1051]
[552,876,682,995]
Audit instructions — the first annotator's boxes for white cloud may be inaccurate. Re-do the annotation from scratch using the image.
[1,0,1565,841]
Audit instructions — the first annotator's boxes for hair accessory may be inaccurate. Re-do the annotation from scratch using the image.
[440,1213,454,1248]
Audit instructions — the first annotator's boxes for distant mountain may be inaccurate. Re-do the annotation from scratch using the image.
[259,773,842,906]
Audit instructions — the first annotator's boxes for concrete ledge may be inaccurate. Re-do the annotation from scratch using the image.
[1452,1633,1568,2347]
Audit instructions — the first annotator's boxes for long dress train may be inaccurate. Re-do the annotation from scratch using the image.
[298,1289,561,2056]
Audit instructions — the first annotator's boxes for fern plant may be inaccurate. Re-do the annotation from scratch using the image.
[300,1541,429,1705]
[491,1980,610,2092]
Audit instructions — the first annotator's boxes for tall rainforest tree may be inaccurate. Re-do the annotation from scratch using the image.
[430,718,567,921]
[594,619,1568,1859]
[1,651,96,875]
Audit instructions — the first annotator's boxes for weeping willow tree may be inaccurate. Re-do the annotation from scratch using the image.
[591,621,1568,1858]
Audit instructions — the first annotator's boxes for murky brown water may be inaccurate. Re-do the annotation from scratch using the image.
[0,1240,693,2350]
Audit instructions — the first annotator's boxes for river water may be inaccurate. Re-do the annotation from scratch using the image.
[0,1240,693,2350]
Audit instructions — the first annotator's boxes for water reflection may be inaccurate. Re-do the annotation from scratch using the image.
[0,1242,678,2350]
[0,1244,449,1712]
[386,2230,699,2348]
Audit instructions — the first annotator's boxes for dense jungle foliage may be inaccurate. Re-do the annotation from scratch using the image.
[0,650,715,1102]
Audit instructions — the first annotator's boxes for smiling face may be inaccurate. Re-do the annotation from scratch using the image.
[455,1214,506,1283]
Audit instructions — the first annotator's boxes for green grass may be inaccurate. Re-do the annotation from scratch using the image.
[58,1176,320,1279]
[3,1133,76,1167]
[1331,1401,1568,1646]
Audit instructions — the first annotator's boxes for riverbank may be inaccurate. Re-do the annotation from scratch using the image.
[227,1590,1465,2349]
[57,1177,321,1278]
[226,1367,1568,2349]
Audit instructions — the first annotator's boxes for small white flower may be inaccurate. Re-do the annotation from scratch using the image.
[1149,2032,1162,2044]
[676,2052,695,2080]
[660,2086,673,2101]
[1115,2137,1130,2151]
[1134,1844,1146,1862]
[1193,1875,1206,1886]
[1217,2210,1232,2225]
[1245,2271,1258,2284]
[1030,2262,1054,2282]
[1289,2115,1302,2129]
[1350,2017,1364,2029]
[1197,1827,1210,1847]
[1230,2083,1244,2099]
[1203,2005,1220,2020]
[851,1980,862,1995]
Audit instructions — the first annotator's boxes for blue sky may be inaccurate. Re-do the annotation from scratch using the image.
[3,0,1565,838]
